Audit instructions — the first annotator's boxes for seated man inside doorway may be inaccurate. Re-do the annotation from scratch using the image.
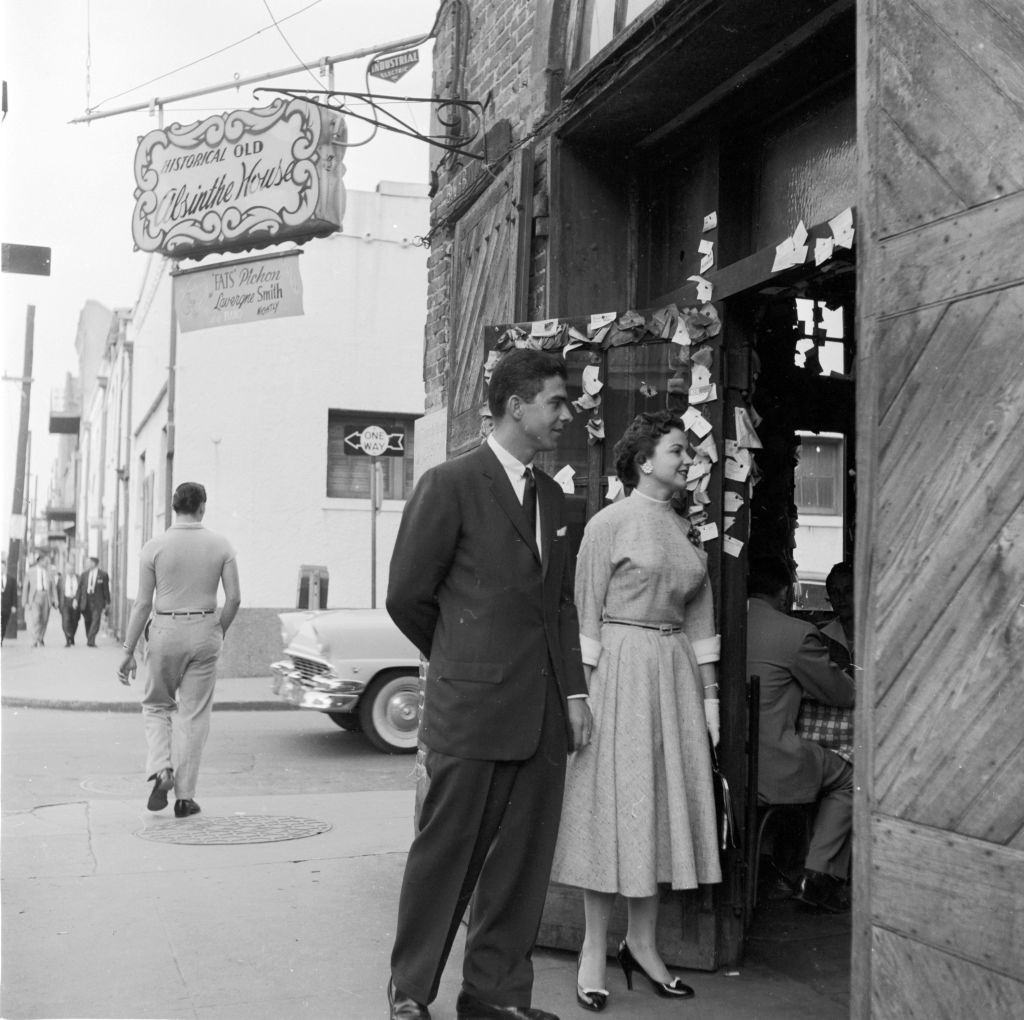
[746,557,855,912]
[797,561,855,763]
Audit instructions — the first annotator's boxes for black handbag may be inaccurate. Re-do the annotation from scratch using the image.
[710,744,736,851]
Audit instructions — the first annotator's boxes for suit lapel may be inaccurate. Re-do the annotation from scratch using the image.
[479,444,542,566]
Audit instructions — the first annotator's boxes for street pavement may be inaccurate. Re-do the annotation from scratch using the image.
[1,614,848,1019]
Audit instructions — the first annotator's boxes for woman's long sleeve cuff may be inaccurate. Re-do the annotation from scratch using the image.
[692,634,721,665]
[579,633,602,667]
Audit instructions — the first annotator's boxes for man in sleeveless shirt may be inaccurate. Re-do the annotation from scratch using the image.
[117,482,241,818]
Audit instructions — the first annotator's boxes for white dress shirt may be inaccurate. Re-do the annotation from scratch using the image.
[487,434,542,553]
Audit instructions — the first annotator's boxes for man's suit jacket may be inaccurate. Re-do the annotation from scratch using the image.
[79,568,110,608]
[1,572,17,615]
[386,442,587,761]
[747,597,854,803]
[23,565,54,606]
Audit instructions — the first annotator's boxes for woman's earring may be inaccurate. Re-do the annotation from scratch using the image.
[640,462,654,475]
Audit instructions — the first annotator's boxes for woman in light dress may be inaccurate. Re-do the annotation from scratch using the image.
[551,411,722,1011]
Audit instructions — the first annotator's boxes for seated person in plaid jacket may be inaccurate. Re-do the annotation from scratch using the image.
[747,558,855,912]
[798,562,855,762]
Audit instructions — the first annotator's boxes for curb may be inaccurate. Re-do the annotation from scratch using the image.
[1,696,299,713]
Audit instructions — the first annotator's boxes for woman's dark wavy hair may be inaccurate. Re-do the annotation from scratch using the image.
[172,481,207,515]
[613,410,686,487]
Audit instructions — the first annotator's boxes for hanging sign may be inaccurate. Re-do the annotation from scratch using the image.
[173,251,304,332]
[344,425,406,457]
[132,98,346,260]
[368,49,420,83]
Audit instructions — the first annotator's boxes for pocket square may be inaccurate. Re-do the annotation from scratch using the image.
[556,526,567,537]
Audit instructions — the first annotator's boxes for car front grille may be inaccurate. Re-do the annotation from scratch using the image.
[291,656,337,683]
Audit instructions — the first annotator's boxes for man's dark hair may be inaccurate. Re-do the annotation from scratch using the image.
[487,350,567,419]
[825,561,853,589]
[172,481,207,515]
[748,557,793,597]
[88,556,99,567]
[613,411,686,487]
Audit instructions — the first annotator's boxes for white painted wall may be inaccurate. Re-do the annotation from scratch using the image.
[122,184,429,610]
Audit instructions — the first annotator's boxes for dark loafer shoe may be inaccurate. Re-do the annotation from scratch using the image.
[793,869,848,913]
[388,977,430,1019]
[146,768,174,811]
[456,991,558,1020]
[173,798,201,818]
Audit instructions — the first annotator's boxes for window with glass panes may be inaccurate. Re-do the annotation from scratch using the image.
[795,436,843,515]
[326,411,416,500]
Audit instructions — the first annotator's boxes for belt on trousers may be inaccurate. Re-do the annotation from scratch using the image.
[155,609,215,617]
[602,616,682,634]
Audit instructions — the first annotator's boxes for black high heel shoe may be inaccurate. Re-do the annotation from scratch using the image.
[576,952,609,1012]
[616,940,695,999]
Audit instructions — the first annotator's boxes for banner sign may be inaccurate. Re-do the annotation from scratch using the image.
[132,98,346,260]
[173,251,304,332]
[368,49,420,83]
[343,425,406,457]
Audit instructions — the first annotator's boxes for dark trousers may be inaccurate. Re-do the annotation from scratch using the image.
[1,606,12,643]
[60,604,80,644]
[391,679,567,1007]
[82,599,104,645]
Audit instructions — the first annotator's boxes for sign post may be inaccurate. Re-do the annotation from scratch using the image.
[344,424,405,608]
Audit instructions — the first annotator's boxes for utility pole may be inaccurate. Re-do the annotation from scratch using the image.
[6,305,34,639]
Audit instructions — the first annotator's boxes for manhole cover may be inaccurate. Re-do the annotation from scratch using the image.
[136,815,332,845]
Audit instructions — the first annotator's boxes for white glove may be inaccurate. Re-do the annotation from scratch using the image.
[704,698,720,748]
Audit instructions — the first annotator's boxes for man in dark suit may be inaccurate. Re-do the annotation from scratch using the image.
[385,350,592,1020]
[1,553,17,644]
[746,557,855,913]
[79,556,111,647]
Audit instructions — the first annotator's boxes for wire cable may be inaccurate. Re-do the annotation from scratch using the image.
[261,0,325,91]
[89,0,323,111]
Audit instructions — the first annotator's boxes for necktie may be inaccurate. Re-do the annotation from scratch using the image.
[522,467,537,532]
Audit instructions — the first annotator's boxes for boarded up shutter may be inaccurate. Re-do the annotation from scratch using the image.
[857,0,1024,1013]
[447,153,530,456]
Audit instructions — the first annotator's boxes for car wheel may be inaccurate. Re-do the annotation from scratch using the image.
[327,712,362,732]
[359,671,421,754]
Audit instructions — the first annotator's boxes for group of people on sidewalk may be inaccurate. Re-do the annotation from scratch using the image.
[384,351,855,1020]
[3,551,111,647]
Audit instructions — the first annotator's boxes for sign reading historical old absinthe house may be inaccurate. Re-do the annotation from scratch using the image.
[132,98,345,259]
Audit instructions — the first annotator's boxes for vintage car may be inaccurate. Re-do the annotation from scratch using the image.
[270,607,422,754]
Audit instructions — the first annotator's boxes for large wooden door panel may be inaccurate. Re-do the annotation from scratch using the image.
[857,0,1024,1012]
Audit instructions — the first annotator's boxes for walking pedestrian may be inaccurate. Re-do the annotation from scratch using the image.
[78,556,111,647]
[1,553,17,644]
[384,350,591,1020]
[117,482,240,818]
[23,552,55,647]
[57,565,81,646]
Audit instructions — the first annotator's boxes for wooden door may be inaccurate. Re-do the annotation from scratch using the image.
[447,153,531,457]
[856,0,1024,1013]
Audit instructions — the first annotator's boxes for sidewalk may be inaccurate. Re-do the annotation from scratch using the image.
[1,613,283,712]
[2,613,848,1019]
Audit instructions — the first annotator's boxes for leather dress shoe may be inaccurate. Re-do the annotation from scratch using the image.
[455,990,558,1019]
[793,869,848,913]
[146,768,175,811]
[388,977,430,1019]
[173,798,201,818]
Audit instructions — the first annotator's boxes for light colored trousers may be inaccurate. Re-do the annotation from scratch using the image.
[27,593,50,643]
[806,751,854,878]
[142,614,223,799]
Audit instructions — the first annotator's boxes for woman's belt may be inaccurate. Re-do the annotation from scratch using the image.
[602,616,682,634]
[155,609,215,617]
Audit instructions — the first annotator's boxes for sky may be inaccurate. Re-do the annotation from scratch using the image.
[1,0,436,546]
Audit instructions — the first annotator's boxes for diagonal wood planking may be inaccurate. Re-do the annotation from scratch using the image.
[877,0,1024,234]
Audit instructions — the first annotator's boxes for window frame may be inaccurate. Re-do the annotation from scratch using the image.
[325,410,419,502]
